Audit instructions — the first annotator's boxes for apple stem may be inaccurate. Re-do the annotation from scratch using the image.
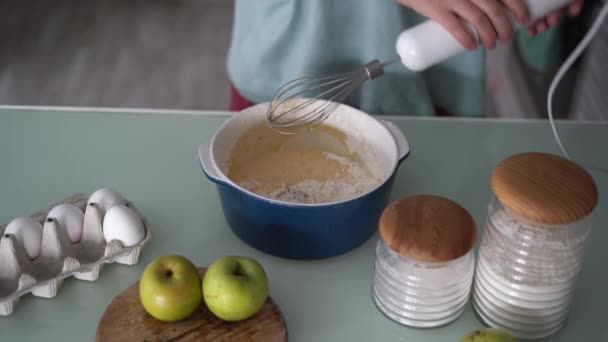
[165,269,173,277]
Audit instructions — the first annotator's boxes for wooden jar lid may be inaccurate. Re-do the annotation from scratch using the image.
[491,152,598,225]
[379,195,477,263]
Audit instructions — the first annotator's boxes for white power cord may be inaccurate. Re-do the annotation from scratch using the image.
[547,1,608,170]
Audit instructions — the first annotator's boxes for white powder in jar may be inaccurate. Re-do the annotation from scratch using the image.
[483,208,588,285]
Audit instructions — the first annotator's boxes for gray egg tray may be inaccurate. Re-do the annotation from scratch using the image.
[0,193,151,316]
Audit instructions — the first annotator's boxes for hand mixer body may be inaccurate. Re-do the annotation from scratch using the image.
[396,0,572,71]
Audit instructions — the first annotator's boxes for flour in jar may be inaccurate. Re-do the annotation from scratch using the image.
[226,122,382,204]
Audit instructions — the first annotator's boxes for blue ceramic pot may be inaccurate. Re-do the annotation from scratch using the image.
[199,101,410,260]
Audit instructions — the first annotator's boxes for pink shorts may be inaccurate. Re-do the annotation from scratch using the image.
[229,84,255,112]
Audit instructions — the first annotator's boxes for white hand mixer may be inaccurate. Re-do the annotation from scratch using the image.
[267,0,605,140]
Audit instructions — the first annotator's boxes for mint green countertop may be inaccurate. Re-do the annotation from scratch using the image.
[0,108,606,341]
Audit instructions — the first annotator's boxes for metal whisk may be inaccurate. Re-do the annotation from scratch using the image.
[266,57,401,134]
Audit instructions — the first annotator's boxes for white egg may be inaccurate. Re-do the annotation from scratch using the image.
[88,187,126,215]
[47,203,85,243]
[4,217,43,259]
[102,205,145,247]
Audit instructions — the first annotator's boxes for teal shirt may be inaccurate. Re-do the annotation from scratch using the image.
[227,0,486,116]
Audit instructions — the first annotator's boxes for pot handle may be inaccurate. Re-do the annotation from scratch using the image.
[380,119,410,163]
[198,144,226,184]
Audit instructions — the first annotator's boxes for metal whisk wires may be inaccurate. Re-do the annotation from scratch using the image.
[267,58,399,134]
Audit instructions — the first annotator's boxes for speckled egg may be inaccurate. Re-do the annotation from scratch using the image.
[47,203,85,243]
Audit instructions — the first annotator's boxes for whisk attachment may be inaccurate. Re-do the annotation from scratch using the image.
[361,59,386,80]
[266,58,399,134]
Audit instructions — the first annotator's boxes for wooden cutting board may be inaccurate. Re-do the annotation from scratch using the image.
[96,267,287,342]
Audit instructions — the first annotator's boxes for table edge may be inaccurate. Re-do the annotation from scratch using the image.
[1,105,606,126]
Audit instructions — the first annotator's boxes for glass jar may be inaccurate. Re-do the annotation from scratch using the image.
[472,152,598,340]
[372,195,477,328]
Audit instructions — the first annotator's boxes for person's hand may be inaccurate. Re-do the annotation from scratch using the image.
[398,0,531,50]
[527,0,584,36]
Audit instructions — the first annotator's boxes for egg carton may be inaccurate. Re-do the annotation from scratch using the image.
[0,193,151,316]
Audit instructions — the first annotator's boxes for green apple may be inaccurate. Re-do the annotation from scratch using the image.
[139,254,202,322]
[202,256,269,321]
[460,328,517,342]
